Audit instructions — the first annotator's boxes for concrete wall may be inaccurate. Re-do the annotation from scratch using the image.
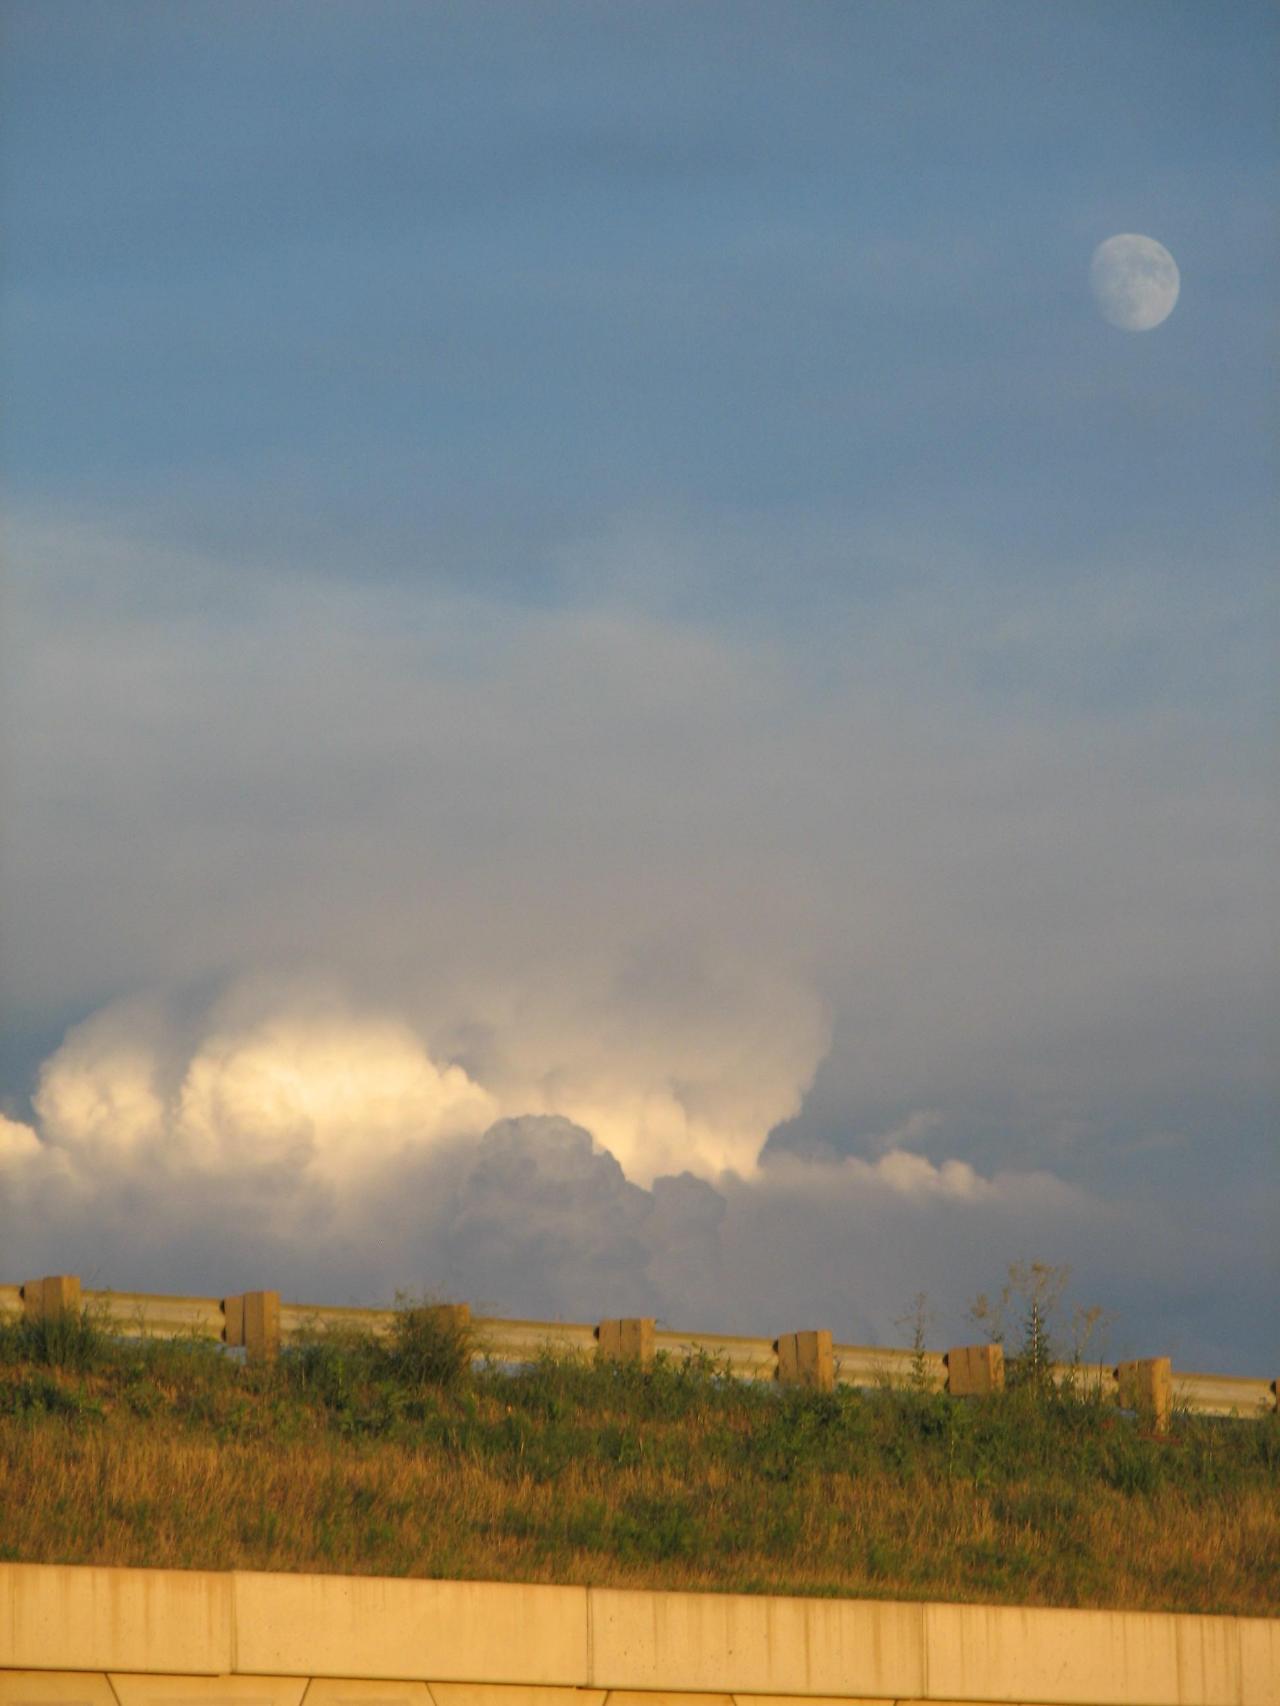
[1,1565,1276,1706]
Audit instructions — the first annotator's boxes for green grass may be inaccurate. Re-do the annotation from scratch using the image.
[1,1306,1276,1614]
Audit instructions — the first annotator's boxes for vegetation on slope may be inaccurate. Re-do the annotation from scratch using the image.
[1,1302,1276,1615]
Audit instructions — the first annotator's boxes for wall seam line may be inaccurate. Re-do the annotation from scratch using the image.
[585,1583,595,1689]
[230,1568,239,1675]
[919,1598,929,1702]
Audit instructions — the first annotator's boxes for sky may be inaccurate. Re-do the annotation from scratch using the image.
[1,1,1276,1373]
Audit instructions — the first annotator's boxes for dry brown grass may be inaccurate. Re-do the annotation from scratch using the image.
[3,1308,1276,1615]
[2,1400,1277,1613]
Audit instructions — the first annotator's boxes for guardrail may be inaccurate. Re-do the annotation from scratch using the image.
[3,1272,1275,1428]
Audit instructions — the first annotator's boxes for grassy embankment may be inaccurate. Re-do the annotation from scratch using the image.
[1,1303,1276,1615]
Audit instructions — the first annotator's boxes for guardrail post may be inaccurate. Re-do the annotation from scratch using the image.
[1117,1357,1172,1431]
[946,1342,1005,1396]
[224,1290,281,1362]
[776,1329,834,1391]
[597,1317,655,1363]
[23,1274,82,1320]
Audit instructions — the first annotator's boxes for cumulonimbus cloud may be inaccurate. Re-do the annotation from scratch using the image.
[2,507,1272,1367]
[0,982,1117,1348]
[8,971,827,1194]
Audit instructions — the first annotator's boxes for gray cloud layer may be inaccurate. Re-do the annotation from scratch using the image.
[1,510,1275,1370]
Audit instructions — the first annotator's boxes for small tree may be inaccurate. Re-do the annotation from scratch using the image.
[969,1260,1070,1395]
[893,1292,935,1393]
[1015,1284,1054,1394]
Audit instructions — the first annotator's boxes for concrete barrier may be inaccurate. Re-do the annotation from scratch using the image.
[0,1564,1276,1705]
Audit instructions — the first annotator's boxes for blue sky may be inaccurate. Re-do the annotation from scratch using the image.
[6,3,1274,557]
[2,3,1276,1369]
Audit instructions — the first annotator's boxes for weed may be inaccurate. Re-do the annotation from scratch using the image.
[0,1305,113,1373]
[894,1292,936,1393]
[614,1493,705,1564]
[0,1373,103,1421]
[969,1260,1111,1398]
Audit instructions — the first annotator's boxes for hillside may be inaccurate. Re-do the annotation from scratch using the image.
[1,1303,1276,1616]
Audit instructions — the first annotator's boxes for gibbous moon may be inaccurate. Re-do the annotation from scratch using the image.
[1090,234,1180,331]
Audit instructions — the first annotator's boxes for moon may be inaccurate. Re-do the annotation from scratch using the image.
[1090,234,1180,331]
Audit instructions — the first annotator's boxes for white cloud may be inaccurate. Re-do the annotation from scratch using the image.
[13,978,820,1192]
[34,1000,169,1163]
[453,957,829,1184]
[172,1001,497,1182]
[27,989,497,1187]
[862,1149,993,1199]
[0,1112,41,1168]
[757,1145,1084,1213]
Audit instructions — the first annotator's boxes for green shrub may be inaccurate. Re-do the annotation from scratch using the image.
[286,1327,380,1406]
[381,1298,475,1391]
[0,1306,112,1373]
[0,1373,104,1420]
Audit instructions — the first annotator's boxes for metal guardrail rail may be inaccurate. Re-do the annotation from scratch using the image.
[2,1275,1274,1418]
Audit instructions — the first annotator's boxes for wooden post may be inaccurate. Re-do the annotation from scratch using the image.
[776,1329,834,1391]
[946,1342,1005,1397]
[597,1317,656,1364]
[1117,1357,1172,1431]
[23,1275,82,1320]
